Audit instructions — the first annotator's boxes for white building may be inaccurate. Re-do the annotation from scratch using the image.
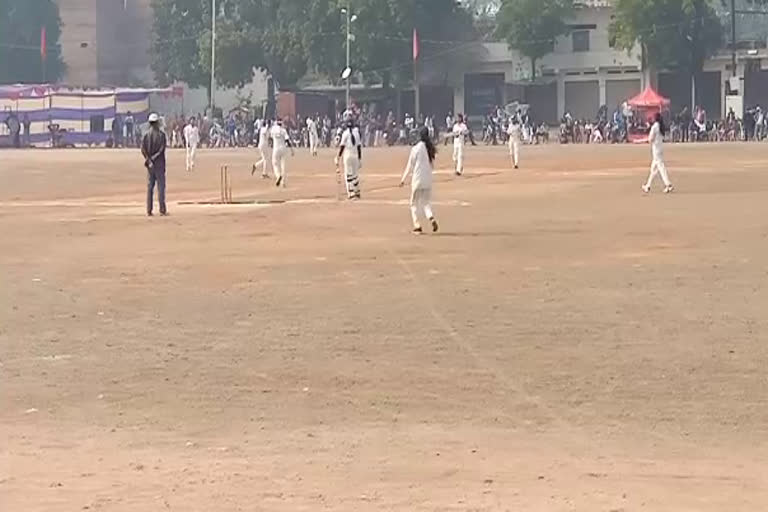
[449,0,642,123]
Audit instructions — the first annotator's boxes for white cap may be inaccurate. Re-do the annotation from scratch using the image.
[148,113,160,123]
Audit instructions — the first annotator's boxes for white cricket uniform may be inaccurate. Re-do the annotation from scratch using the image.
[257,125,270,176]
[340,127,361,198]
[270,124,290,186]
[183,124,199,171]
[644,121,671,190]
[507,122,521,168]
[452,122,468,175]
[307,118,319,155]
[402,141,435,229]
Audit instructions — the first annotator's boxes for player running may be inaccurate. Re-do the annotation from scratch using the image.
[252,119,272,179]
[400,127,439,235]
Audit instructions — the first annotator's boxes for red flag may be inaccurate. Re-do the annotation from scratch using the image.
[412,28,419,61]
[40,26,47,61]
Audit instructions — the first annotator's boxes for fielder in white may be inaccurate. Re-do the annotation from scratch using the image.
[335,120,362,200]
[252,120,271,178]
[506,117,521,169]
[400,127,439,234]
[642,113,674,194]
[452,114,469,176]
[307,116,319,156]
[270,119,294,188]
[183,118,199,172]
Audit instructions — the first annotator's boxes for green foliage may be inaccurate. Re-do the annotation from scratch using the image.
[149,0,475,90]
[0,0,64,84]
[496,0,574,79]
[150,0,209,89]
[610,0,723,73]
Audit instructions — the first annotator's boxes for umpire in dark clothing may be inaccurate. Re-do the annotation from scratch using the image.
[141,113,168,216]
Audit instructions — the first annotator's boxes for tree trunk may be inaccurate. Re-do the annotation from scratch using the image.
[530,57,537,81]
[396,88,402,122]
[690,71,696,111]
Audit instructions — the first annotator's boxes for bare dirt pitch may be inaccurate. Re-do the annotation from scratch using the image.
[2,141,767,511]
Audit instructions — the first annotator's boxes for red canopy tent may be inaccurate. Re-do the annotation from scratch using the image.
[627,86,670,142]
[628,86,670,109]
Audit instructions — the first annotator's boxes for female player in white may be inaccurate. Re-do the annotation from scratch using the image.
[506,116,521,169]
[335,119,362,199]
[252,119,271,178]
[452,114,469,176]
[270,119,294,187]
[400,127,439,234]
[642,113,674,194]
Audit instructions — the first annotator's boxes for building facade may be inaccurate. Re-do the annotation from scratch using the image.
[53,0,268,115]
[446,1,642,123]
[56,0,154,86]
[447,0,767,122]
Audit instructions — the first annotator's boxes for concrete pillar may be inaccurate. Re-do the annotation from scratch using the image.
[598,76,607,107]
[557,73,566,119]
[454,82,465,115]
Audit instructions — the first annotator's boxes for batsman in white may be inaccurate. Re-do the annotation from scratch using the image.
[183,118,200,172]
[400,126,439,234]
[252,119,271,178]
[307,116,319,156]
[506,116,521,169]
[270,119,294,188]
[452,114,469,176]
[642,112,674,194]
[335,119,362,199]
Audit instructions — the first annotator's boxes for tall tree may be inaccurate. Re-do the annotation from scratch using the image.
[150,0,475,92]
[610,0,723,107]
[150,0,301,90]
[150,0,210,89]
[495,0,573,80]
[0,0,64,84]
[307,0,475,88]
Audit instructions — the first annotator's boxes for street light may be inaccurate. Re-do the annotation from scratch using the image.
[341,4,357,110]
[211,0,217,113]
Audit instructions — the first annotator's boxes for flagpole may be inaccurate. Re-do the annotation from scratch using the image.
[210,0,217,113]
[41,26,47,83]
[414,60,420,123]
[413,29,420,123]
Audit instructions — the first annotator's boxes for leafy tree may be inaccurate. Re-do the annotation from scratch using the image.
[305,0,475,89]
[610,0,723,107]
[0,0,64,84]
[150,0,210,89]
[496,0,574,80]
[150,0,475,93]
[465,0,502,37]
[150,0,301,90]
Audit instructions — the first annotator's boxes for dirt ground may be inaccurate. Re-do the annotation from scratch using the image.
[1,141,767,511]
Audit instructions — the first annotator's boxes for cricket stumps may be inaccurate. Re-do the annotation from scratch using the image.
[220,165,233,204]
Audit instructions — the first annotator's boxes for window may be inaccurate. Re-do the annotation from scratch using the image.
[572,30,590,52]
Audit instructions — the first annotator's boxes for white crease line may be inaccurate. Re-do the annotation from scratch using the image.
[385,245,571,431]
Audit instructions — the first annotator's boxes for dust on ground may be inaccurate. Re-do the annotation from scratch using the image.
[2,142,767,511]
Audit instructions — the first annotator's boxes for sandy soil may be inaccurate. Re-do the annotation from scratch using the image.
[1,141,768,511]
